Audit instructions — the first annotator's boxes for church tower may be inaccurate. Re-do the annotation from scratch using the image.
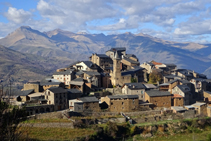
[112,51,121,86]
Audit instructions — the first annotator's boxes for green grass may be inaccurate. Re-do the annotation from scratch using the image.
[131,129,211,141]
[135,119,180,127]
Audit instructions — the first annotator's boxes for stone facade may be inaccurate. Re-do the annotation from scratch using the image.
[145,91,172,108]
[23,83,40,93]
[192,103,207,116]
[69,97,100,112]
[45,87,68,111]
[171,94,184,106]
[101,95,139,112]
[89,53,112,69]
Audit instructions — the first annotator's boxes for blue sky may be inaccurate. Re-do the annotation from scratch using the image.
[1,0,211,43]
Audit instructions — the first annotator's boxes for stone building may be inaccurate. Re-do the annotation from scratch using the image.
[89,53,112,71]
[106,47,126,59]
[171,94,184,106]
[101,95,139,112]
[122,83,145,100]
[192,102,207,116]
[44,87,68,111]
[69,96,100,112]
[110,52,146,86]
[23,82,42,93]
[145,90,172,108]
[52,70,75,85]
[83,71,102,87]
[172,85,191,105]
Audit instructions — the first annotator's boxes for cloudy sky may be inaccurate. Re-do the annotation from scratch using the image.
[1,0,211,43]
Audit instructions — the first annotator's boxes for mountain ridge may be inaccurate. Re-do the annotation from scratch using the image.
[1,26,211,78]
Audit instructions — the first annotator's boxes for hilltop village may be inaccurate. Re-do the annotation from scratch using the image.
[3,47,211,118]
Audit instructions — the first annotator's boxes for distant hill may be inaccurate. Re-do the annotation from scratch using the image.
[0,44,73,88]
[1,26,211,78]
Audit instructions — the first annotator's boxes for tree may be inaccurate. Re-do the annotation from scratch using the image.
[131,77,137,83]
[149,70,162,84]
[0,100,27,140]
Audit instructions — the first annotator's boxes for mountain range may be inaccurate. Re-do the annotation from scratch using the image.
[1,26,211,86]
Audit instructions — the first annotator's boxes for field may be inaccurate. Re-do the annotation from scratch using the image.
[19,127,94,140]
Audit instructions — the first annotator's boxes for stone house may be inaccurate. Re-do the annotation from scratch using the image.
[52,70,75,85]
[168,79,194,94]
[40,80,65,91]
[106,47,126,59]
[171,94,184,106]
[143,84,157,90]
[18,89,34,102]
[207,107,211,117]
[172,85,191,105]
[23,82,42,93]
[121,83,145,100]
[140,62,155,74]
[121,56,140,70]
[192,102,207,116]
[69,78,85,93]
[44,87,68,111]
[190,78,207,94]
[171,106,187,113]
[89,53,113,71]
[67,89,82,100]
[73,61,100,72]
[83,71,102,87]
[101,95,139,112]
[144,90,172,108]
[159,83,170,92]
[69,96,100,112]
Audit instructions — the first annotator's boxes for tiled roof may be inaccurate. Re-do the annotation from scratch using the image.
[48,87,67,93]
[172,94,183,98]
[151,61,163,65]
[176,85,190,93]
[84,71,100,76]
[107,95,139,99]
[68,89,82,93]
[124,83,146,89]
[145,90,171,97]
[79,96,99,102]
[121,67,144,76]
[53,70,74,75]
[122,57,139,64]
[143,84,157,89]
[107,47,126,52]
[19,89,34,96]
[192,102,206,107]
[96,54,110,58]
[171,106,187,112]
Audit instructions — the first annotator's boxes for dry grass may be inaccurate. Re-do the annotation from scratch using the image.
[22,118,72,123]
[19,127,95,140]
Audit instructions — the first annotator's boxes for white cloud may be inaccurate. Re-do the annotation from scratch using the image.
[4,7,32,24]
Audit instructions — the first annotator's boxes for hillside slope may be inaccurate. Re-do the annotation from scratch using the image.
[1,26,211,77]
[0,45,73,88]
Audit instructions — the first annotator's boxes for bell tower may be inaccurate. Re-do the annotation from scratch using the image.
[112,51,121,86]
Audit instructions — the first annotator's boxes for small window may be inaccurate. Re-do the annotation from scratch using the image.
[122,102,124,105]
[111,102,113,105]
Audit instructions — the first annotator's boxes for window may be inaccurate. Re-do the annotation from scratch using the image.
[48,91,50,95]
[122,102,124,105]
[111,102,113,105]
